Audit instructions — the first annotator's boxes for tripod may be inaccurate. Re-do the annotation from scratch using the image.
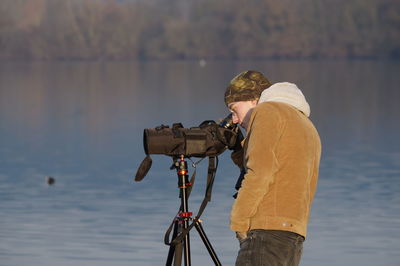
[165,155,222,266]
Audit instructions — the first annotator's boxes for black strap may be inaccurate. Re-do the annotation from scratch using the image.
[233,168,246,199]
[164,156,218,246]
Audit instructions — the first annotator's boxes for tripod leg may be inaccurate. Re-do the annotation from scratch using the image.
[182,226,191,266]
[194,221,222,266]
[170,222,184,266]
[173,242,183,266]
[166,220,180,266]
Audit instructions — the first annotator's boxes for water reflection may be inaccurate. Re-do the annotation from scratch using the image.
[0,60,399,265]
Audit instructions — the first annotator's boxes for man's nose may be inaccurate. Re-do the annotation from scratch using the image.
[232,113,239,124]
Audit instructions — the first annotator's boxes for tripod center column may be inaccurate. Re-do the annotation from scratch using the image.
[177,155,192,266]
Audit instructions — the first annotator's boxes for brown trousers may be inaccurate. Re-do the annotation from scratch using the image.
[235,230,304,266]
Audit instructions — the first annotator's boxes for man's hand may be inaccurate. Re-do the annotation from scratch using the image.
[236,231,248,244]
[230,126,245,168]
[231,148,244,169]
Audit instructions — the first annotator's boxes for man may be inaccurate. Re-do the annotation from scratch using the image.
[225,70,321,266]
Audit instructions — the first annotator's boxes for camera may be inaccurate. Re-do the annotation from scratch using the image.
[135,114,242,181]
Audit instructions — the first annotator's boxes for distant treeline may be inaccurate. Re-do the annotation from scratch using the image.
[1,0,399,60]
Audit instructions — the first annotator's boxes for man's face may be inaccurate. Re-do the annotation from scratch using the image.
[228,100,258,130]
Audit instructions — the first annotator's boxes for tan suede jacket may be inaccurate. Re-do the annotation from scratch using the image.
[230,101,321,238]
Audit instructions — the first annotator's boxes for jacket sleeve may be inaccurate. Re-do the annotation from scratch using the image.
[230,104,283,232]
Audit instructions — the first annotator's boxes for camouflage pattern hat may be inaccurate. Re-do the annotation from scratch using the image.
[224,70,272,106]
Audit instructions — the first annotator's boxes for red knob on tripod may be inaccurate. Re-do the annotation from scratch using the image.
[179,212,193,218]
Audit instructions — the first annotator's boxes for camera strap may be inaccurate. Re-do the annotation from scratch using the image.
[164,156,218,246]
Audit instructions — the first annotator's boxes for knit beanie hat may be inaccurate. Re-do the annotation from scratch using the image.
[224,70,272,106]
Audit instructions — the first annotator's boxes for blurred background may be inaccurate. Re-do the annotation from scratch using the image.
[0,0,399,265]
[1,0,399,60]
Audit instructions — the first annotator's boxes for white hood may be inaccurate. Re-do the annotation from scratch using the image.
[258,82,310,117]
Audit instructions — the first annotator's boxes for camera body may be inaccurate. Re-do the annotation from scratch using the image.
[143,119,238,158]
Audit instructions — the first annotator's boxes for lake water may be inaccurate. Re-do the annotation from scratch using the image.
[0,60,399,266]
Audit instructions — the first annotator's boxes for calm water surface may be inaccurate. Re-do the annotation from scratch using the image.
[0,60,399,266]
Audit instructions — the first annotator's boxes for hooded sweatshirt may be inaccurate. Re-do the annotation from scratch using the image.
[230,82,321,238]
